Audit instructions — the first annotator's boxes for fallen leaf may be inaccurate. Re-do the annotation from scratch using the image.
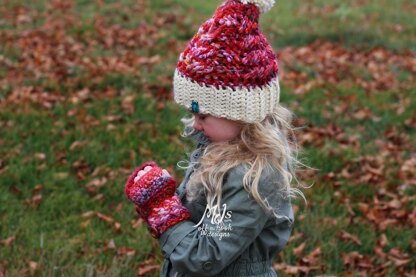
[122,95,135,115]
[138,257,160,276]
[273,263,319,274]
[81,211,96,218]
[293,242,306,257]
[85,177,107,194]
[338,231,362,246]
[24,184,44,208]
[117,246,136,257]
[69,140,87,151]
[34,152,46,161]
[106,239,116,250]
[80,219,91,229]
[388,247,411,267]
[301,246,321,265]
[96,212,114,224]
[113,222,122,233]
[131,218,144,229]
[29,261,38,274]
[0,236,16,246]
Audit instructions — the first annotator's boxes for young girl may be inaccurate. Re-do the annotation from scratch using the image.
[125,0,304,275]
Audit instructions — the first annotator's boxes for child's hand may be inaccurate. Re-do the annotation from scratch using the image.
[124,161,190,238]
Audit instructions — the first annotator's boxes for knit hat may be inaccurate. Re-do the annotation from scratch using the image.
[173,0,280,123]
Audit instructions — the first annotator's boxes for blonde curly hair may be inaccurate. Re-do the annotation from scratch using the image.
[181,104,305,217]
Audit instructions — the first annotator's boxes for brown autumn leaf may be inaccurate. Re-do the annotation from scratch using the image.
[92,193,105,202]
[81,211,96,218]
[29,261,38,274]
[113,222,122,233]
[24,184,43,209]
[80,219,91,229]
[342,251,360,267]
[287,231,304,244]
[293,242,306,257]
[85,177,107,194]
[374,244,387,260]
[80,211,122,232]
[374,234,389,260]
[405,115,416,129]
[398,154,416,183]
[387,198,402,209]
[342,251,373,270]
[69,140,87,151]
[96,212,114,224]
[34,152,46,161]
[131,218,144,229]
[379,218,399,231]
[338,231,362,246]
[115,203,123,213]
[72,159,90,181]
[320,217,338,226]
[0,236,16,246]
[122,95,135,115]
[411,238,416,252]
[279,41,414,92]
[293,79,321,95]
[357,189,413,231]
[138,257,160,277]
[378,234,389,248]
[70,88,91,104]
[117,246,136,257]
[106,239,116,250]
[409,207,416,227]
[80,211,96,228]
[388,247,411,267]
[343,198,355,217]
[353,108,373,120]
[273,263,320,275]
[301,246,321,265]
[137,55,161,66]
[105,115,123,123]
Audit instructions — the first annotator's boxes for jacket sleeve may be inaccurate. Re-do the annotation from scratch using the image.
[158,166,293,276]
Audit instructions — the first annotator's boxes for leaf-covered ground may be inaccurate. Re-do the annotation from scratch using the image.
[0,0,415,276]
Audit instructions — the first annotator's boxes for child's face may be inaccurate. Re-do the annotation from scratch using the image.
[192,113,242,142]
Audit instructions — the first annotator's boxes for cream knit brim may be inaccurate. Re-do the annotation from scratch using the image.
[173,69,280,123]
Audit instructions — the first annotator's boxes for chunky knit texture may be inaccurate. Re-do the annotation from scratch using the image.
[125,162,191,238]
[174,0,280,123]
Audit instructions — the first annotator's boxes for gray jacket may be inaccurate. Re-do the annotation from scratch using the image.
[159,136,294,276]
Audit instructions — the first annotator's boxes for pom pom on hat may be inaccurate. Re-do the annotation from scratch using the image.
[239,0,275,13]
[173,0,280,123]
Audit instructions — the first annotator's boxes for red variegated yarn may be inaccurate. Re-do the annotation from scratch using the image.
[173,0,280,123]
[177,0,277,90]
[147,196,191,238]
[125,162,191,238]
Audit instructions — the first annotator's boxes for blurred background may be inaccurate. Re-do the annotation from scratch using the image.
[0,0,415,276]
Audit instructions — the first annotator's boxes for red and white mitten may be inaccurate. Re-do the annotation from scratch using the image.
[125,162,191,238]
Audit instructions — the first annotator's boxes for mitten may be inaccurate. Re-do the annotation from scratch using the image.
[125,161,191,238]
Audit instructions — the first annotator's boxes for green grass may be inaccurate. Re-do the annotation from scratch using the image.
[0,0,415,276]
